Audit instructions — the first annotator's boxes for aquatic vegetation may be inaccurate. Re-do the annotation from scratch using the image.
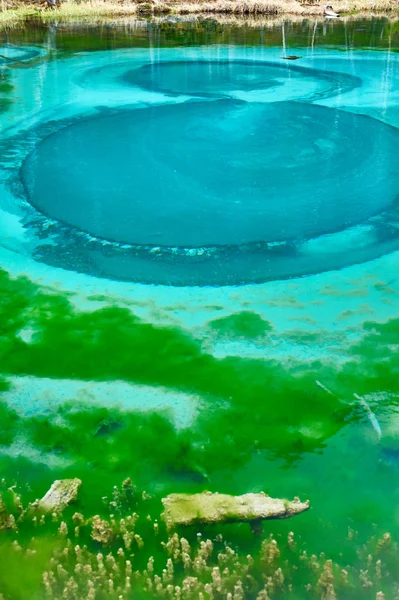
[1,263,399,544]
[0,69,13,113]
[0,263,379,532]
[0,267,343,412]
[0,401,18,446]
[21,405,202,490]
[0,480,397,600]
[207,312,272,340]
[0,71,13,95]
[0,264,399,485]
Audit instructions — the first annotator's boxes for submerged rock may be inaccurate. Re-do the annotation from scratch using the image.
[161,492,309,529]
[38,478,82,513]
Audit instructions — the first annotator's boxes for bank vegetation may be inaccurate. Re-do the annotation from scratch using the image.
[0,0,398,26]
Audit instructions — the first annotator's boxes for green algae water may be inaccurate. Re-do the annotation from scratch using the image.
[2,15,399,600]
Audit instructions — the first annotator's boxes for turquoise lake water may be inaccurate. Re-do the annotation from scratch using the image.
[2,20,399,286]
[2,17,399,598]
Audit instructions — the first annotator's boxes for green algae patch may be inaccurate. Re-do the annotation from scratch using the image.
[0,269,335,398]
[208,310,273,339]
[0,269,207,389]
[22,405,203,490]
[1,265,399,472]
[11,377,343,495]
[2,266,399,521]
[0,267,376,472]
[0,537,55,600]
[0,71,14,113]
[0,400,19,446]
[2,268,399,598]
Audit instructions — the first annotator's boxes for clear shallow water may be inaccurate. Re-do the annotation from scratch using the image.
[2,17,399,598]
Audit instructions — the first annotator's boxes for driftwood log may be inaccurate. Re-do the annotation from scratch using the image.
[161,492,309,530]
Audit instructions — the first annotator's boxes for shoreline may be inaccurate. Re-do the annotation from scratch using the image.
[0,0,399,26]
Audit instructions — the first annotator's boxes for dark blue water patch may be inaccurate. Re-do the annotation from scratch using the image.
[380,446,399,469]
[123,60,284,97]
[26,218,399,285]
[76,59,362,103]
[0,44,43,64]
[120,59,362,100]
[21,100,399,247]
[10,99,399,285]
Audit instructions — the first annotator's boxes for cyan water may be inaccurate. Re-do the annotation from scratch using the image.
[2,16,399,593]
[6,29,399,285]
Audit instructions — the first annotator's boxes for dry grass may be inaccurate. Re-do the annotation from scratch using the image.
[31,0,140,19]
[0,0,398,26]
[161,0,303,16]
[0,5,34,23]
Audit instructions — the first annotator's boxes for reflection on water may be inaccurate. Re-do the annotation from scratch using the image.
[1,16,399,599]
